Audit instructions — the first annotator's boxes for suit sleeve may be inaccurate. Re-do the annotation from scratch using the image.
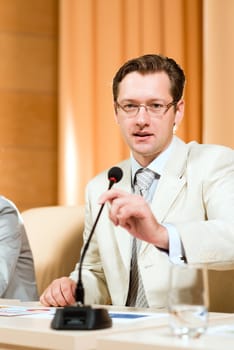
[176,147,234,268]
[0,197,22,296]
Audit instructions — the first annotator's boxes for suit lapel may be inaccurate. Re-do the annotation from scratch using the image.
[140,137,189,253]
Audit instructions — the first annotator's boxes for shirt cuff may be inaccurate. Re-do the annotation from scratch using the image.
[162,223,186,264]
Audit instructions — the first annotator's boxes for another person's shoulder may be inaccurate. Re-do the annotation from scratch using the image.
[0,195,19,214]
[0,196,24,240]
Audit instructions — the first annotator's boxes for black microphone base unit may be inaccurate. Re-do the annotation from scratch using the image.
[51,305,112,330]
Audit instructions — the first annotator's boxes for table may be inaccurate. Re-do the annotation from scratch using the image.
[0,300,234,350]
[0,301,168,350]
[97,313,234,350]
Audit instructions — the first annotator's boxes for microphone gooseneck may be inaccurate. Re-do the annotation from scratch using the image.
[51,166,123,330]
[76,166,123,304]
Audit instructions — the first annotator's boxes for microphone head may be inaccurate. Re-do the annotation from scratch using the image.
[108,166,123,184]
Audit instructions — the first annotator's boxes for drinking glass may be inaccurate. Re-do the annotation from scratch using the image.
[168,264,209,339]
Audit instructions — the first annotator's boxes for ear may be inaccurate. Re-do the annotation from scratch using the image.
[174,99,185,127]
[113,103,120,124]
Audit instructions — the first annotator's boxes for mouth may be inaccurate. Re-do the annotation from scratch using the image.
[133,131,153,138]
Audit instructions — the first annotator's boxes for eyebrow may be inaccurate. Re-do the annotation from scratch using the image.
[119,98,166,103]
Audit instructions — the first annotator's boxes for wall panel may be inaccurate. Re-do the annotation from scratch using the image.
[0,0,57,34]
[0,0,58,211]
[0,34,57,91]
[0,148,57,209]
[0,92,56,148]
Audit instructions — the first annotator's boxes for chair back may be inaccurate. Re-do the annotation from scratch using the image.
[21,205,84,295]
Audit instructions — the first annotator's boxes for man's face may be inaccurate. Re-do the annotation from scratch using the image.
[115,71,184,166]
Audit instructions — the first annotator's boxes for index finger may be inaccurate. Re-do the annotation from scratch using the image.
[98,188,128,205]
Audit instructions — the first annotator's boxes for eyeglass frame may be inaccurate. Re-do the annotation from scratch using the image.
[115,100,178,119]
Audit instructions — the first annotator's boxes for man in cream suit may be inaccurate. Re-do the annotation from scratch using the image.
[40,54,234,308]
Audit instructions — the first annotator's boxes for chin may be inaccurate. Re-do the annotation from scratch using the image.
[134,145,155,154]
[134,149,158,161]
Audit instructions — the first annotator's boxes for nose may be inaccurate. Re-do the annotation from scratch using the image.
[135,105,150,126]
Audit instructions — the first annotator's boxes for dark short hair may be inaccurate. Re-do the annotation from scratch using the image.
[112,54,185,102]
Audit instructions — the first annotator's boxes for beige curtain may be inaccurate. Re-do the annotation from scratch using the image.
[203,0,234,149]
[58,0,203,205]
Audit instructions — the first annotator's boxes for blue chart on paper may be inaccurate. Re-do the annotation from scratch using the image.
[109,313,149,319]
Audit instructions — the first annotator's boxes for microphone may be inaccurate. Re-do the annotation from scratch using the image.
[51,166,123,330]
[75,166,123,305]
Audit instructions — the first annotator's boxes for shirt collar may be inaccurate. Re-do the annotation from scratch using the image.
[130,136,176,182]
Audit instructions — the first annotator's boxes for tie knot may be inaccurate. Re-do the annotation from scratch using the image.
[134,168,160,197]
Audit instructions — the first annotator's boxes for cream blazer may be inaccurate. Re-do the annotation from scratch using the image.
[70,137,234,308]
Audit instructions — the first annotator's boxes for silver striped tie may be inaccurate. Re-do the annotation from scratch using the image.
[126,168,158,307]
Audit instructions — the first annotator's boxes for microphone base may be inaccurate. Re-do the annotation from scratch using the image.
[51,305,112,330]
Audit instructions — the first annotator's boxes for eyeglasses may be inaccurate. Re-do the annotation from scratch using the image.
[115,100,177,119]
